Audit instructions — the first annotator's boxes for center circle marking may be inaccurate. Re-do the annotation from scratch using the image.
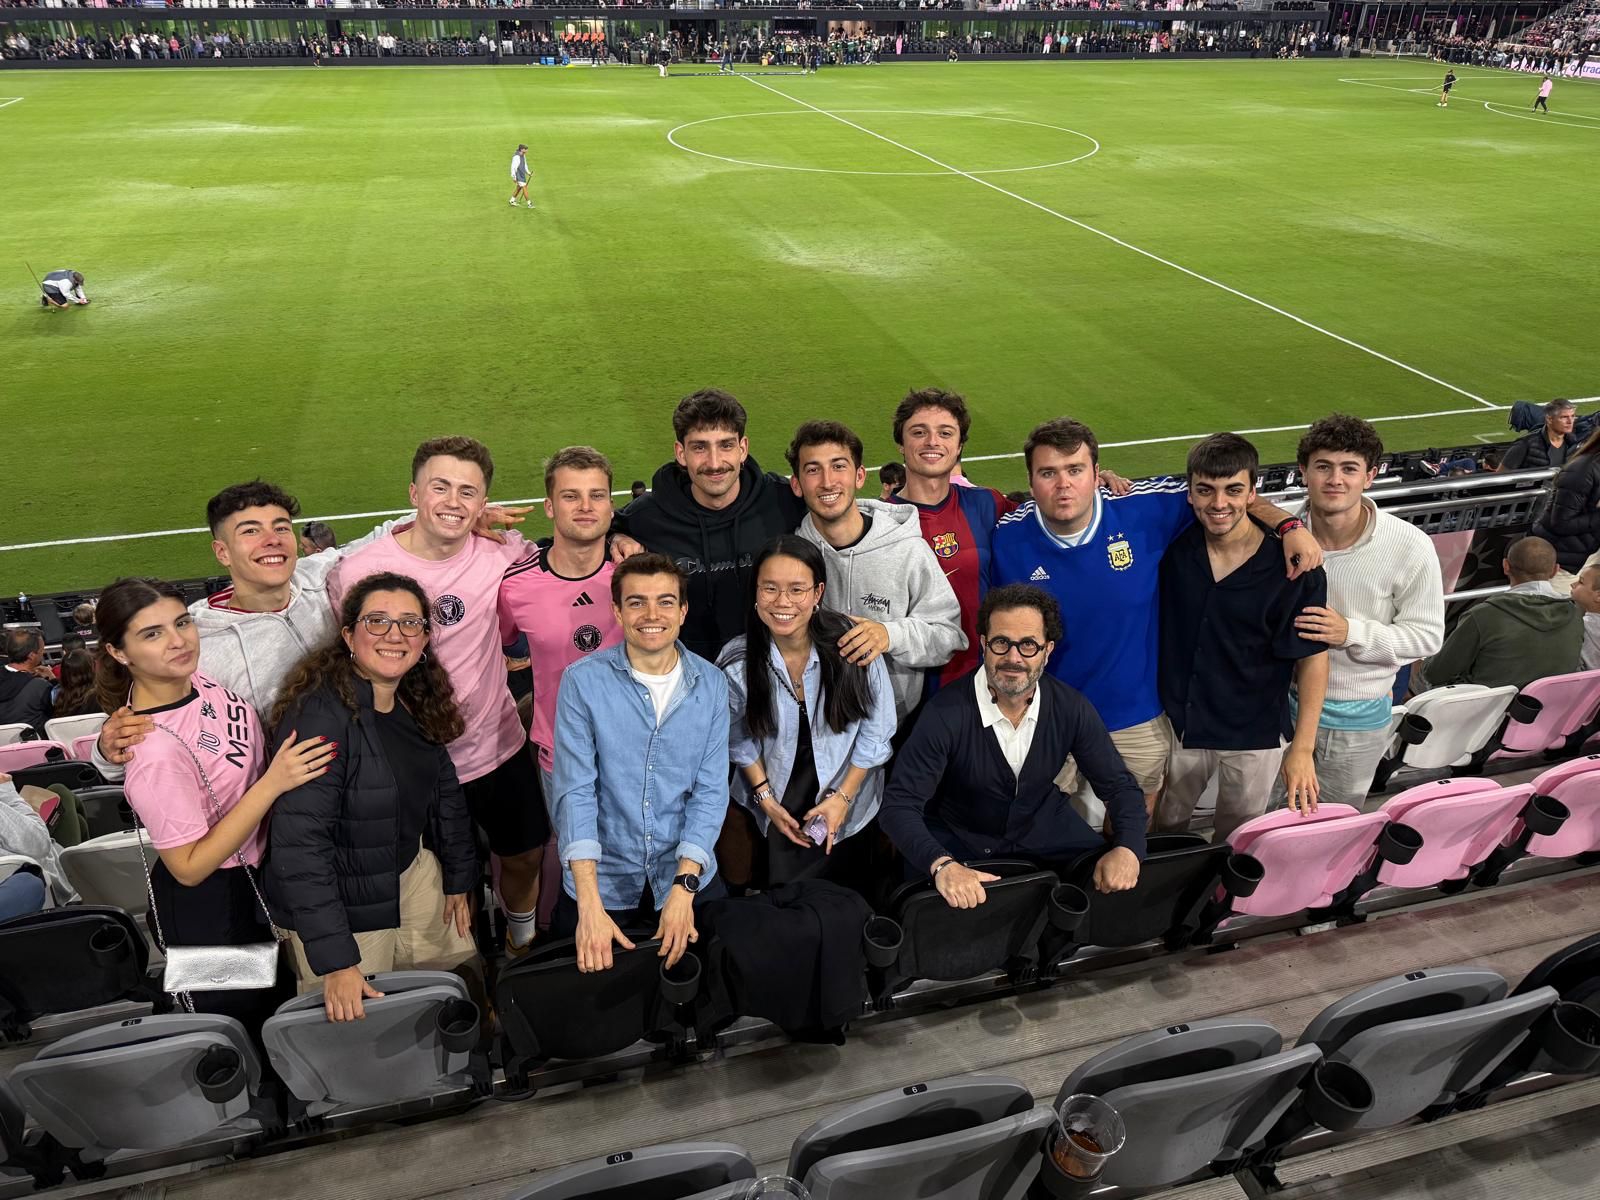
[666,109,1101,176]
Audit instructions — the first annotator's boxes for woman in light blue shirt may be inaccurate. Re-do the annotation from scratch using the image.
[720,536,896,886]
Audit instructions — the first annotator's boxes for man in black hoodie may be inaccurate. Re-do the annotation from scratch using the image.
[614,389,806,661]
[0,629,55,737]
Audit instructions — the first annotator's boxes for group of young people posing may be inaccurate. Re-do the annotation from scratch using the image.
[85,388,1444,1021]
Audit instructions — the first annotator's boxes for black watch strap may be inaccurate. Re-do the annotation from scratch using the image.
[672,872,701,894]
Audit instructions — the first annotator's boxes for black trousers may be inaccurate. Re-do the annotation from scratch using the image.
[149,860,292,1038]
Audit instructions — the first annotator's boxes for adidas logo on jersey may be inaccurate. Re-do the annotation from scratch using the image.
[1029,566,1051,582]
[571,592,595,607]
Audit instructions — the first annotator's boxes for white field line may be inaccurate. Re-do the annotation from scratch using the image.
[739,75,1500,412]
[0,98,24,109]
[0,404,1516,554]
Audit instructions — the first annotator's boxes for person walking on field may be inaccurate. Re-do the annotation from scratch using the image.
[1438,68,1456,107]
[1534,75,1553,112]
[510,143,533,209]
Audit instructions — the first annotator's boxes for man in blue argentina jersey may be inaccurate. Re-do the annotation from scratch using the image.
[992,417,1323,816]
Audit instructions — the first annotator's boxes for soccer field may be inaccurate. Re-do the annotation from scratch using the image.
[3,57,1596,591]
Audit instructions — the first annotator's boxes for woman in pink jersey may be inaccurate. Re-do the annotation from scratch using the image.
[95,578,336,1029]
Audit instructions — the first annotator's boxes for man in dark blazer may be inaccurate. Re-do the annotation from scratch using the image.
[880,584,1146,909]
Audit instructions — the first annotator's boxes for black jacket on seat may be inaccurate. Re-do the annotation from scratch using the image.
[1534,452,1600,572]
[265,678,476,976]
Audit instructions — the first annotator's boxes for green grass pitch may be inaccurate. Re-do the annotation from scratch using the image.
[3,57,1596,590]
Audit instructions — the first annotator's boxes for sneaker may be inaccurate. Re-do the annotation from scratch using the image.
[526,201,536,208]
[504,929,535,960]
[509,197,517,205]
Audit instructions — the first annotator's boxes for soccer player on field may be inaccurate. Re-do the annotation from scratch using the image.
[498,446,624,805]
[330,436,548,956]
[992,418,1323,819]
[510,143,533,209]
[1534,75,1553,112]
[1438,69,1456,107]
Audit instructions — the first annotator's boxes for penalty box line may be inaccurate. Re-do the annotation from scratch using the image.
[737,74,1500,413]
[0,405,1518,554]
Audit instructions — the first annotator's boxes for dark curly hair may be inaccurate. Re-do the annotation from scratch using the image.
[270,572,464,745]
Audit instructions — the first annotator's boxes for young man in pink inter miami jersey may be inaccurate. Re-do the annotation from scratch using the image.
[498,446,624,799]
[328,436,548,955]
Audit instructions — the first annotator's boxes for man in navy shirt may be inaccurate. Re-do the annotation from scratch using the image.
[993,418,1323,819]
[879,584,1146,909]
[1154,434,1329,841]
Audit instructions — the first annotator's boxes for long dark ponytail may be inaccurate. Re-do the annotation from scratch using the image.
[724,536,874,741]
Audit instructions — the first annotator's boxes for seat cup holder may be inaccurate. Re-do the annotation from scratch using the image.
[1301,1061,1373,1132]
[1221,853,1265,899]
[195,1045,246,1105]
[658,953,701,1006]
[1395,712,1433,746]
[1048,884,1089,933]
[88,921,129,963]
[1507,694,1544,725]
[435,998,480,1054]
[1523,794,1570,839]
[862,917,903,969]
[1540,1001,1600,1073]
[1378,822,1423,866]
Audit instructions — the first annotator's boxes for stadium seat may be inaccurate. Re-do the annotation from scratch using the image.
[1055,1019,1322,1189]
[0,724,33,747]
[504,1141,755,1199]
[1223,805,1420,919]
[868,860,1075,1007]
[7,757,105,793]
[787,1074,1052,1200]
[0,906,150,1040]
[43,714,106,747]
[263,971,482,1120]
[59,832,156,918]
[69,734,98,763]
[1372,684,1517,788]
[7,1013,272,1163]
[1057,834,1262,955]
[0,741,71,774]
[1375,778,1545,890]
[1493,669,1600,760]
[1297,967,1558,1129]
[494,936,702,1084]
[76,787,133,840]
[1473,757,1600,885]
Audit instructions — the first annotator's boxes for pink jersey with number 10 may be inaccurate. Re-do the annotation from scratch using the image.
[498,547,623,772]
[329,525,530,784]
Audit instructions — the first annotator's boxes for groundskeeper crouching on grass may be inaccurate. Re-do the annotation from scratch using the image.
[41,270,89,309]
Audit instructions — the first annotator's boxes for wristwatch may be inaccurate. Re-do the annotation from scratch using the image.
[672,873,702,895]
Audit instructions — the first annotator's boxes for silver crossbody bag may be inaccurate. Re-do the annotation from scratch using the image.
[136,724,284,1009]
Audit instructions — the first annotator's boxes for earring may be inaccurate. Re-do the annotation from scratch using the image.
[420,651,428,662]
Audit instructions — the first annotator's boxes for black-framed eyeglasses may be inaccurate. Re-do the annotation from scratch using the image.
[983,635,1045,659]
[358,615,430,638]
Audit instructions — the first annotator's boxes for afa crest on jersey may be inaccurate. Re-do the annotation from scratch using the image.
[932,532,959,559]
[1107,536,1134,571]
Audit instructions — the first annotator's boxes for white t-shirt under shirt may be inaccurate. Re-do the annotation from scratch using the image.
[124,672,267,867]
[631,659,683,727]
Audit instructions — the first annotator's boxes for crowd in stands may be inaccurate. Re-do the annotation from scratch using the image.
[1426,33,1593,72]
[1511,0,1600,51]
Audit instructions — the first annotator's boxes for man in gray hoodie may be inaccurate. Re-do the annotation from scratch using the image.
[789,420,966,725]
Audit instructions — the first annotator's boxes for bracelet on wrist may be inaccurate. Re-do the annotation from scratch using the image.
[930,857,956,880]
[1275,516,1305,537]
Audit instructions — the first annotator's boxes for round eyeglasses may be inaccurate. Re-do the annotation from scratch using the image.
[983,635,1046,659]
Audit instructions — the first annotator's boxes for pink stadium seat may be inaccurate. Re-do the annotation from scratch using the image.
[1377,779,1536,889]
[1524,757,1600,860]
[0,741,70,774]
[1494,669,1600,758]
[70,735,99,763]
[1225,805,1396,917]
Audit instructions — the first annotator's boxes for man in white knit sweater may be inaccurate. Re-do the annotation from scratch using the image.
[1281,415,1445,808]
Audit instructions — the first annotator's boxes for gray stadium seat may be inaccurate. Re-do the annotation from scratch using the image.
[1298,967,1560,1129]
[59,831,156,918]
[679,1185,752,1200]
[788,1074,1051,1200]
[504,1141,755,1199]
[0,906,150,1040]
[8,1013,271,1163]
[1056,1019,1322,1190]
[263,970,482,1119]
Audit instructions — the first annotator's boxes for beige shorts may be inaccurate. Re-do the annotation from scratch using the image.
[287,846,478,992]
[1055,713,1173,828]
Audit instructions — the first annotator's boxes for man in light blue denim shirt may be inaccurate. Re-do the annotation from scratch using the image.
[551,554,730,973]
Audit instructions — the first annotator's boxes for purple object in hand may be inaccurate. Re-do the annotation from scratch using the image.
[805,814,829,845]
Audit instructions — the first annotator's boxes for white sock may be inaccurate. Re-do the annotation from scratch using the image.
[506,908,537,947]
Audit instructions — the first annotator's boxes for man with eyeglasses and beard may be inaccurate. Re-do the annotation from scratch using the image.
[879,584,1146,910]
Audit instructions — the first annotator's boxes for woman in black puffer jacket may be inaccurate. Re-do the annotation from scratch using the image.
[266,571,479,1023]
[1534,429,1600,574]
